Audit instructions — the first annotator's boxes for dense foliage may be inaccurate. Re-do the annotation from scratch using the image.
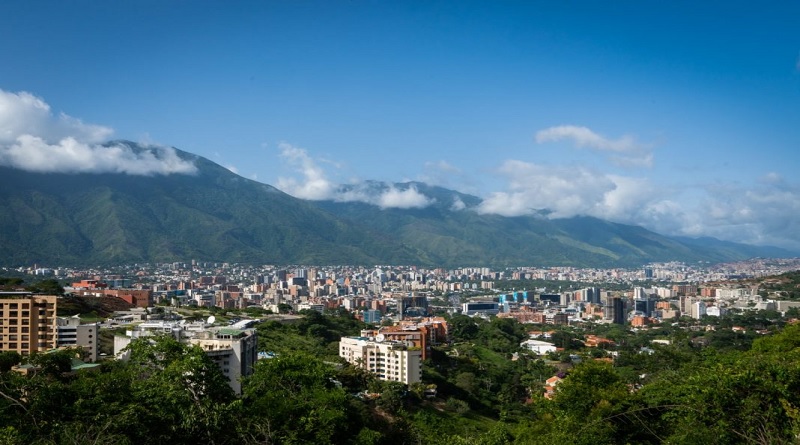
[2,309,800,444]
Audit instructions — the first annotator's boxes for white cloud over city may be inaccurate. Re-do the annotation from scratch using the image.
[0,89,196,175]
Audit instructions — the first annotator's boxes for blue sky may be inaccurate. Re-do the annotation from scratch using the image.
[1,1,800,250]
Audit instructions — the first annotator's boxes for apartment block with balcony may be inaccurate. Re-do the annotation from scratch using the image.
[339,336,421,385]
[0,294,57,356]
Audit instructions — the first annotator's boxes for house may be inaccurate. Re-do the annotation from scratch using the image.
[544,375,563,399]
[583,335,615,348]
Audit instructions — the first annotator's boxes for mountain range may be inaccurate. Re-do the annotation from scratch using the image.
[0,142,795,268]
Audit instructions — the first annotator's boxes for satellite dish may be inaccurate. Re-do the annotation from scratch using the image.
[376,334,385,342]
[207,315,216,325]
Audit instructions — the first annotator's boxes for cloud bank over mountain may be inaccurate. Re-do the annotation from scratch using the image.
[0,89,196,175]
[1,87,795,252]
[277,142,433,209]
[274,130,800,251]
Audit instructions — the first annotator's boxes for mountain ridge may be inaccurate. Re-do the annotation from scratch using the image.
[0,141,795,267]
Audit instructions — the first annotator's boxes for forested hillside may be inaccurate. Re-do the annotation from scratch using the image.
[1,306,799,444]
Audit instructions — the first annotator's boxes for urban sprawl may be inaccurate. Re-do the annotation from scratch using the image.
[2,257,799,395]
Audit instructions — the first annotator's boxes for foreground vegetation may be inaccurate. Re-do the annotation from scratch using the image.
[1,308,800,444]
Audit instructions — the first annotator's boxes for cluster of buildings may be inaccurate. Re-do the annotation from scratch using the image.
[3,257,799,390]
[12,258,800,308]
[0,293,99,362]
[0,292,256,394]
[484,281,800,330]
[338,317,449,385]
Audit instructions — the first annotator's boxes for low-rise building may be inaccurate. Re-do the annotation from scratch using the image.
[520,339,557,355]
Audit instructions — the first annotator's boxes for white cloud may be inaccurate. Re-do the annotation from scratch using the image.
[0,136,197,175]
[226,165,239,174]
[376,185,433,209]
[476,160,617,217]
[276,143,436,209]
[333,182,434,209]
[535,125,653,168]
[451,197,466,211]
[476,157,800,251]
[691,179,800,249]
[0,89,196,175]
[276,142,337,200]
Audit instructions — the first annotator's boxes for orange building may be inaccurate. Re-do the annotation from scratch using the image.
[0,295,58,356]
[71,279,107,289]
[584,335,615,348]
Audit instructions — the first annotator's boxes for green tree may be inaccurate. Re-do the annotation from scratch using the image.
[124,336,236,444]
[242,352,358,444]
[0,352,21,373]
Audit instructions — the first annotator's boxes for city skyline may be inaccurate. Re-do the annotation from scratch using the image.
[1,2,799,249]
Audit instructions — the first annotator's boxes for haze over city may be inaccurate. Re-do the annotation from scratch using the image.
[1,1,799,250]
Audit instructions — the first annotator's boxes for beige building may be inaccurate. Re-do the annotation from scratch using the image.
[0,294,57,356]
[339,336,421,385]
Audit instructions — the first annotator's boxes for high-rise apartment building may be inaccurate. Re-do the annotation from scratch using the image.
[0,294,58,356]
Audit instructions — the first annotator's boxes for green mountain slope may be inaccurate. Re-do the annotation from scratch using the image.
[0,142,424,266]
[0,145,794,268]
[313,182,797,267]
